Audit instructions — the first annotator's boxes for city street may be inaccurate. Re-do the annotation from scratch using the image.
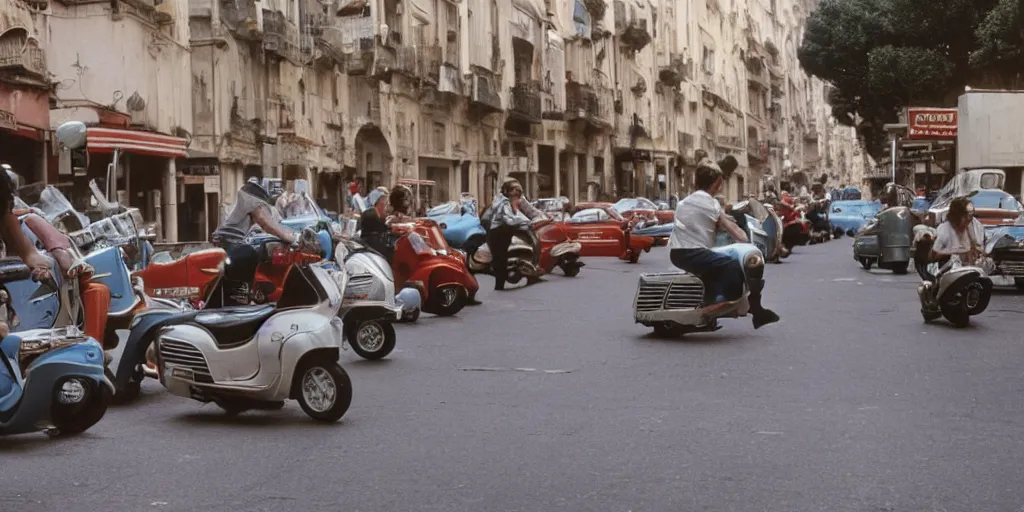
[5,240,1024,512]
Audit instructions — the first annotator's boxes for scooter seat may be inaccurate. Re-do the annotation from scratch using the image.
[192,305,276,347]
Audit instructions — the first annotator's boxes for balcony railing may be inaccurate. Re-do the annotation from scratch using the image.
[469,70,502,113]
[804,129,819,142]
[565,82,611,128]
[509,83,542,123]
[0,39,46,80]
[748,140,768,161]
[263,10,297,58]
[218,0,261,40]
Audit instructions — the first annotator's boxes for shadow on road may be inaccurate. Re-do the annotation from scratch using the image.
[170,410,348,429]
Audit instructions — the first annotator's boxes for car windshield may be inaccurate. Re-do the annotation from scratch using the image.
[970,190,1022,211]
[613,198,655,211]
[427,202,459,216]
[570,208,610,223]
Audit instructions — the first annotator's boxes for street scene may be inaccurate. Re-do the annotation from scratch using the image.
[5,240,1024,512]
[2,0,1024,509]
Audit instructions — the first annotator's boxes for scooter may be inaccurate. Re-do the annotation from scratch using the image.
[917,255,993,327]
[390,220,479,317]
[632,228,766,337]
[0,261,111,437]
[334,239,418,359]
[469,218,583,284]
[154,260,353,421]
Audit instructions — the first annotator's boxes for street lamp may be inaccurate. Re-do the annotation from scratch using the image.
[883,123,907,184]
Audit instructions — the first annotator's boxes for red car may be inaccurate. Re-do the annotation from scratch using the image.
[564,205,655,263]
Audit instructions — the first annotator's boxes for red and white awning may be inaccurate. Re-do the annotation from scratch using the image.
[86,127,188,159]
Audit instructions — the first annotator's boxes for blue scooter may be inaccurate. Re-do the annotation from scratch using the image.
[0,261,111,437]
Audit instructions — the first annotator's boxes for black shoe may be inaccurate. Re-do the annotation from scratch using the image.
[467,294,483,305]
[752,309,780,329]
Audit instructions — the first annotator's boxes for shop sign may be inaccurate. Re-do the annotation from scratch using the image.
[204,175,220,194]
[0,110,16,131]
[180,175,205,185]
[907,107,957,140]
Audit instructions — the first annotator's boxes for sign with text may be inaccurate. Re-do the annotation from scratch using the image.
[907,107,958,140]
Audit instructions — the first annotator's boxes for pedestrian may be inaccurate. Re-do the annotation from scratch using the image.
[668,160,780,329]
[482,179,531,291]
[386,184,414,224]
[359,187,392,258]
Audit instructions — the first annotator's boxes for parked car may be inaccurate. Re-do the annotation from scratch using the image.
[612,198,675,224]
[564,206,654,263]
[830,200,883,237]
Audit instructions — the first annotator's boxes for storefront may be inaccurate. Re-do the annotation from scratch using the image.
[59,119,189,241]
[0,82,49,184]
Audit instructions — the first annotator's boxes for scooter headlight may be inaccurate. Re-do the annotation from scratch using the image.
[57,378,88,404]
[743,252,764,268]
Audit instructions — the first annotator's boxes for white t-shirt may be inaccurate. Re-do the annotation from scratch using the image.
[668,190,721,249]
[933,219,984,254]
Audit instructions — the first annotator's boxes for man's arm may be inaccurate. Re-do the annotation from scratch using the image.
[717,211,749,243]
[251,205,298,244]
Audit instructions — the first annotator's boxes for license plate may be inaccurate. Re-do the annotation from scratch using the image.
[172,367,194,381]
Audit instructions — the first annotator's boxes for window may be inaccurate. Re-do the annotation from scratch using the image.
[298,79,306,116]
[702,47,715,74]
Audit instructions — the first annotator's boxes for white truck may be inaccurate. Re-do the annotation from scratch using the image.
[956,90,1024,199]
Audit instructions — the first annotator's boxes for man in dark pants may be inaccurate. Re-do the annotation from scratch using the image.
[668,160,780,329]
[211,181,304,306]
[482,179,530,291]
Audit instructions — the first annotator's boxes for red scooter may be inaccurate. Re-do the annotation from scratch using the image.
[775,201,811,250]
[390,219,479,316]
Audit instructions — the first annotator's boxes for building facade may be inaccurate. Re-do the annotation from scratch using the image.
[14,0,869,242]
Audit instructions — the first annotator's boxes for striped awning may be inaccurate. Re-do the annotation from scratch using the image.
[86,127,188,158]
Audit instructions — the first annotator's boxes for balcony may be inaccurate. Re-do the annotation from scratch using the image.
[658,54,692,87]
[804,128,819,142]
[747,140,768,162]
[619,19,651,53]
[565,82,611,129]
[263,9,298,59]
[219,0,261,40]
[716,135,743,150]
[509,83,542,124]
[0,38,46,82]
[469,70,502,114]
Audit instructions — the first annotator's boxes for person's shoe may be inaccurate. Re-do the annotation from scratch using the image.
[752,309,780,329]
[467,294,483,305]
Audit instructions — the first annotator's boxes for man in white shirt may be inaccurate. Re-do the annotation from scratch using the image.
[668,160,780,329]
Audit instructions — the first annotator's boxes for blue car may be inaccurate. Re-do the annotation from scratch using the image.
[427,201,486,252]
[830,200,882,237]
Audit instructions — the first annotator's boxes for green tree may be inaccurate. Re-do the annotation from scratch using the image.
[799,0,1019,159]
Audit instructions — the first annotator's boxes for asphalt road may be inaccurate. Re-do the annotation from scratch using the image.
[5,239,1024,512]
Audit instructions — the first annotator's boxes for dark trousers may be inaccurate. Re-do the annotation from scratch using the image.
[219,241,259,306]
[670,248,744,302]
[487,227,515,290]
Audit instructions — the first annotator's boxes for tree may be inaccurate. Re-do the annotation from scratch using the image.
[798,0,1019,159]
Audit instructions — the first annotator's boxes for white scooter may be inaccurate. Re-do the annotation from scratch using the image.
[632,232,766,337]
[154,257,352,421]
[917,255,992,328]
[335,238,420,359]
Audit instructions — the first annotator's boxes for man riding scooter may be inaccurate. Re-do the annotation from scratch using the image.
[211,180,312,306]
[668,159,780,329]
[481,179,547,290]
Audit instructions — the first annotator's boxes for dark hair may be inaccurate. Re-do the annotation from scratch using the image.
[717,155,738,177]
[389,185,412,214]
[0,169,12,214]
[694,164,723,191]
[501,178,522,197]
[947,197,971,227]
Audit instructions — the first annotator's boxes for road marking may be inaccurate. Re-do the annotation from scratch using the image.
[459,367,573,374]
[754,431,783,435]
[832,278,856,282]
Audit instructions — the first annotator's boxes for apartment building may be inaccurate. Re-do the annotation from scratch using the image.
[22,0,867,243]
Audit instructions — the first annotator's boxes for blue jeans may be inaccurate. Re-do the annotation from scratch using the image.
[670,248,744,302]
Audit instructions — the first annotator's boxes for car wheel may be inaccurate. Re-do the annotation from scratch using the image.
[860,258,873,270]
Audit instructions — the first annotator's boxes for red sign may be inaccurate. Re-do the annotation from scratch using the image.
[907,107,958,140]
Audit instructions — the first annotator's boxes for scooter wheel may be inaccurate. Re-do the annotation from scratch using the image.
[628,251,640,264]
[404,308,420,323]
[49,379,111,437]
[296,363,352,422]
[345,320,396,360]
[559,261,581,277]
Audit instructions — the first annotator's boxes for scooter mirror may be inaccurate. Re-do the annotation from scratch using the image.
[55,121,88,150]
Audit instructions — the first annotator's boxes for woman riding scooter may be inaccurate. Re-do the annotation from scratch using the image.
[482,179,545,291]
[211,180,307,306]
[928,197,984,275]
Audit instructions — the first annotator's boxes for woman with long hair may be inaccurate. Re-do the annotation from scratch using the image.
[931,197,983,267]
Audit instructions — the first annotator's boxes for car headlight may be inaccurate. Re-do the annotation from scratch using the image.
[743,252,764,268]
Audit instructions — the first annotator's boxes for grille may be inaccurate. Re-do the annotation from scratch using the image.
[665,282,705,309]
[346,273,374,297]
[998,260,1024,276]
[635,282,670,312]
[159,339,213,382]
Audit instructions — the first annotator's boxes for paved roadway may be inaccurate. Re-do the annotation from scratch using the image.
[5,240,1024,512]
